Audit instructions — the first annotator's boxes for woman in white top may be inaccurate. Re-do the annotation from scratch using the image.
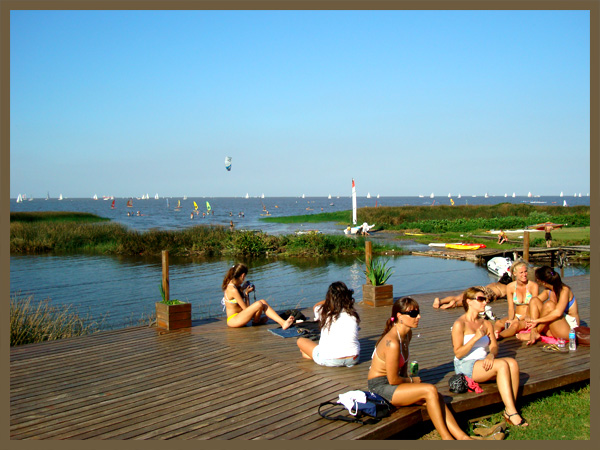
[452,287,528,427]
[296,282,360,367]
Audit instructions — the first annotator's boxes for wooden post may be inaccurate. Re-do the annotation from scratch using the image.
[365,241,372,285]
[523,231,530,263]
[162,250,169,303]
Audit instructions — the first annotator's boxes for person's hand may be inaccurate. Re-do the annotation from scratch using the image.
[411,376,421,383]
[482,353,495,371]
[474,323,487,340]
[505,319,513,328]
[525,318,538,329]
[245,284,255,295]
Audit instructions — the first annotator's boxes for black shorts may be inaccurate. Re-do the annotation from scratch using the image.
[545,233,552,240]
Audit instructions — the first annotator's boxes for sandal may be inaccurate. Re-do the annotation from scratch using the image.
[472,431,505,440]
[473,421,507,437]
[504,410,529,427]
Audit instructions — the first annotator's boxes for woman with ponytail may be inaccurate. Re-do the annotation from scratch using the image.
[367,298,478,440]
[518,265,580,345]
[296,281,360,367]
[221,263,294,329]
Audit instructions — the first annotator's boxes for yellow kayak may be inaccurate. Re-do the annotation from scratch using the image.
[445,243,486,250]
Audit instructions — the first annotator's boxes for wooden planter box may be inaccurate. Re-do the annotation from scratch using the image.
[362,284,394,307]
[155,302,192,330]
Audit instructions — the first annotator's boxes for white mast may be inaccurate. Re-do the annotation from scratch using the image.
[352,178,357,225]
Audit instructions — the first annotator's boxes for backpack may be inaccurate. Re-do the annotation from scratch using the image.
[318,390,392,425]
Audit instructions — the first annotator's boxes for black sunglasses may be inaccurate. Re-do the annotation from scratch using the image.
[401,309,420,318]
[473,296,488,302]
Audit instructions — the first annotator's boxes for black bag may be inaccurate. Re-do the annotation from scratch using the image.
[318,391,392,425]
[280,309,307,321]
[449,373,468,393]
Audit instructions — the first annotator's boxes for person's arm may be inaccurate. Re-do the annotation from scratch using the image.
[530,289,568,326]
[529,281,540,298]
[384,339,413,385]
[506,283,516,322]
[227,285,249,309]
[452,319,485,360]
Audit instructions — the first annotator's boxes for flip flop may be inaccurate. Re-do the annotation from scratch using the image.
[472,431,505,440]
[473,421,507,437]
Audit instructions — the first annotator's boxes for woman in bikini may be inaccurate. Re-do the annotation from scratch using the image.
[518,266,580,345]
[452,287,528,428]
[432,274,511,309]
[493,262,539,340]
[221,263,294,329]
[368,298,481,440]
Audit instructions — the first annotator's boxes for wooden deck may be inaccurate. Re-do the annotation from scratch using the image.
[10,275,590,440]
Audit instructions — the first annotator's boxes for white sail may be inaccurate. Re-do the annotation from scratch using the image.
[58,194,63,200]
[16,194,22,203]
[504,193,508,198]
[93,194,98,200]
[155,193,159,200]
[377,194,380,199]
[457,193,461,199]
[328,194,331,199]
[563,200,568,207]
[512,192,516,197]
[261,193,265,199]
[366,192,371,199]
[527,192,532,198]
[484,193,489,198]
[225,156,232,171]
[430,193,434,198]
[560,191,563,197]
[448,193,451,198]
[352,179,357,225]
[245,193,249,199]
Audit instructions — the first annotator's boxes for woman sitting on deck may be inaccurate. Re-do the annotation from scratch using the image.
[296,282,360,367]
[452,287,528,428]
[517,266,580,345]
[432,273,512,309]
[493,262,539,340]
[221,263,294,329]
[367,297,480,440]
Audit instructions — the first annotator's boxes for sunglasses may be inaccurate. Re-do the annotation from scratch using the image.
[401,309,420,318]
[473,296,488,302]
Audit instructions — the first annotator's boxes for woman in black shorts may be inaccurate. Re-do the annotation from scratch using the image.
[367,297,476,440]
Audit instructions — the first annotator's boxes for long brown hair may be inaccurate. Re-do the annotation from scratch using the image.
[375,297,419,347]
[319,281,360,331]
[222,263,248,291]
[535,265,566,298]
[462,286,485,312]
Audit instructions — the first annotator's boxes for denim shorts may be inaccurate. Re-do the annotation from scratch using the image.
[453,358,480,379]
[312,345,358,367]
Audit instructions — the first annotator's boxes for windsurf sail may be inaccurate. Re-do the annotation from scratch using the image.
[206,201,212,212]
[450,198,455,206]
[225,156,232,171]
[176,200,181,208]
[193,201,198,211]
[166,198,170,208]
[111,199,115,209]
[127,199,133,207]
[351,179,357,225]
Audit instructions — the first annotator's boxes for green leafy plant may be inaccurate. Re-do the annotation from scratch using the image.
[364,258,395,286]
[159,283,184,305]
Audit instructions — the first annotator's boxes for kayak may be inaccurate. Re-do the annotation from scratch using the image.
[445,243,486,250]
[405,232,425,236]
[527,222,565,231]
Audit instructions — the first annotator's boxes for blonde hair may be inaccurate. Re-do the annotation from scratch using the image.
[511,261,528,278]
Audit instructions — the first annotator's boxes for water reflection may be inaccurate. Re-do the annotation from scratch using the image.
[10,254,589,330]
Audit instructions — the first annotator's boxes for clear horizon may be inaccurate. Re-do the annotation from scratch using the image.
[10,10,591,198]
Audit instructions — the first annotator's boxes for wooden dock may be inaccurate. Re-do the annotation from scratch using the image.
[10,275,590,440]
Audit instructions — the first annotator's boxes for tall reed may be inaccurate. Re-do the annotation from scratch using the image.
[10,293,101,346]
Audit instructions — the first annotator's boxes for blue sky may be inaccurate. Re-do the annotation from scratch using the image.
[10,10,590,198]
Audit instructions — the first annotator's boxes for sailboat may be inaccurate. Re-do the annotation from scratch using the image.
[504,193,508,198]
[352,179,357,225]
[261,193,265,199]
[301,194,305,199]
[328,194,331,199]
[367,192,371,199]
[527,192,532,198]
[430,193,434,199]
[563,200,568,207]
[155,193,159,200]
[448,193,451,198]
[16,194,22,203]
[183,195,187,200]
[457,193,461,199]
[484,193,489,198]
[46,191,49,200]
[111,199,115,209]
[175,200,181,210]
[127,198,133,208]
[93,194,98,200]
[376,194,380,199]
[166,198,170,208]
[578,193,582,197]
[58,194,63,200]
[512,192,516,198]
[560,191,564,197]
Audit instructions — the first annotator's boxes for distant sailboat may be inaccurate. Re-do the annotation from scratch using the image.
[367,192,371,199]
[563,200,568,207]
[418,194,424,198]
[175,200,181,209]
[484,193,489,198]
[183,195,187,200]
[58,194,63,200]
[457,193,461,199]
[512,192,516,198]
[560,192,564,197]
[376,194,380,199]
[93,194,98,200]
[46,191,49,200]
[527,192,532,198]
[261,193,265,199]
[504,193,508,198]
[578,193,582,197]
[448,193,451,198]
[111,199,115,209]
[328,194,331,199]
[430,193,434,199]
[245,193,249,199]
[166,198,170,208]
[16,194,22,203]
[127,198,133,208]
[302,194,305,199]
[155,193,159,200]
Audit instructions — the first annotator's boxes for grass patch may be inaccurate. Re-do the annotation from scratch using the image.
[10,293,103,346]
[11,211,110,223]
[409,383,590,440]
[10,212,402,257]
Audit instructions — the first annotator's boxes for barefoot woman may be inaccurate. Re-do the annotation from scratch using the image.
[221,263,294,329]
[368,297,475,440]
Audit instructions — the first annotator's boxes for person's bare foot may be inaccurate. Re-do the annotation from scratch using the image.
[526,328,540,346]
[282,316,295,330]
[433,298,440,309]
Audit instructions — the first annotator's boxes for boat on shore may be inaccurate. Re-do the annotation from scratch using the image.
[487,256,513,277]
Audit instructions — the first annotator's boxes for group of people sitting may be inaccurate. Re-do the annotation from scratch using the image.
[220,261,580,440]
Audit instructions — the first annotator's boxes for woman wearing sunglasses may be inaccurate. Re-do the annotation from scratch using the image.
[368,297,478,440]
[296,281,360,367]
[452,287,527,427]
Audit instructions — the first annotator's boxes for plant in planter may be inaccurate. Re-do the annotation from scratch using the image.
[155,283,191,330]
[362,258,395,307]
